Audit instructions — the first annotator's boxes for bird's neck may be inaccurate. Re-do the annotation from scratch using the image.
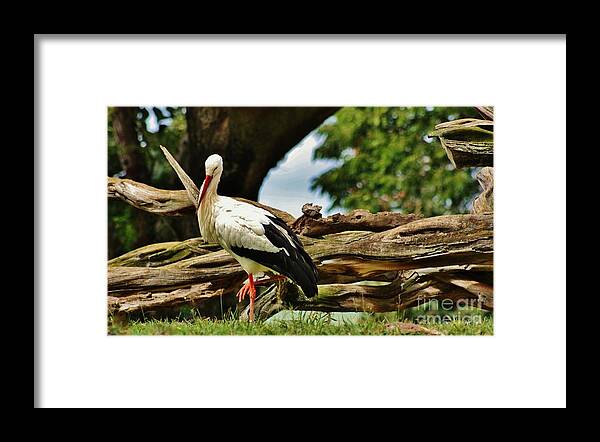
[199,184,218,212]
[197,175,220,243]
[199,192,217,212]
[198,173,220,208]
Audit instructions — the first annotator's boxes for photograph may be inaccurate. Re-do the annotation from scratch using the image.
[107,106,494,335]
[36,35,566,408]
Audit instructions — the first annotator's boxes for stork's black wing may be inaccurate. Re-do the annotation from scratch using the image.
[230,215,318,297]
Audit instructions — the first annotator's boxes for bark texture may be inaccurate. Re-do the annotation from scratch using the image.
[429,118,494,168]
[291,203,423,237]
[472,167,494,214]
[108,176,295,223]
[111,107,149,183]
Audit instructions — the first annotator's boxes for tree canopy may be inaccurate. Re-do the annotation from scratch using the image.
[311,107,481,216]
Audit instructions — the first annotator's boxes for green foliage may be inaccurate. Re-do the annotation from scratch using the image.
[312,107,481,216]
[107,106,187,186]
[108,203,137,253]
[138,107,188,187]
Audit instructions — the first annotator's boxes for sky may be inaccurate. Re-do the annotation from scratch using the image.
[257,130,339,218]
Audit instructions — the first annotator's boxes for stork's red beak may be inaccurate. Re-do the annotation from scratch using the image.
[199,175,213,204]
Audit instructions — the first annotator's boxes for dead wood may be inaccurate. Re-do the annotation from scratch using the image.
[429,118,493,168]
[291,205,423,238]
[108,176,295,223]
[472,167,494,214]
[108,213,493,320]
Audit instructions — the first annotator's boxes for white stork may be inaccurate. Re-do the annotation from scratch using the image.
[197,154,318,321]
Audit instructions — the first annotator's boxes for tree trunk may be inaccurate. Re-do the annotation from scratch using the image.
[182,107,339,200]
[111,107,149,183]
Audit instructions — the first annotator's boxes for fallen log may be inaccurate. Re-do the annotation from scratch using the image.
[108,283,238,320]
[293,278,489,313]
[110,269,492,322]
[108,214,493,320]
[315,214,493,275]
[237,272,492,322]
[109,214,492,286]
[108,265,245,296]
[108,238,220,267]
[291,204,422,237]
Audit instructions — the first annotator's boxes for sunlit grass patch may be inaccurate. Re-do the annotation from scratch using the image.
[108,309,493,336]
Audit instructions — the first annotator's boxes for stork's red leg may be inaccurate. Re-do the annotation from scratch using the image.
[248,274,256,322]
[236,274,257,322]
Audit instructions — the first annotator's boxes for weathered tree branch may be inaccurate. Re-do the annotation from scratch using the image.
[108,283,239,320]
[429,118,494,168]
[108,238,220,268]
[108,177,194,216]
[475,106,494,121]
[108,178,426,236]
[293,277,491,313]
[472,167,494,214]
[291,204,423,237]
[108,176,295,223]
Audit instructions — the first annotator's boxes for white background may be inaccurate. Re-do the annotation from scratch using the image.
[36,36,566,408]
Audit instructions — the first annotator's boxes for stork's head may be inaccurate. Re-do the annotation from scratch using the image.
[205,154,223,178]
[199,154,223,204]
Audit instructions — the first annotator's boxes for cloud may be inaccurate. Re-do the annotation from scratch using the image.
[259,130,339,217]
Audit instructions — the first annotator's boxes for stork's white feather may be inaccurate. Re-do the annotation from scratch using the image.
[213,196,281,254]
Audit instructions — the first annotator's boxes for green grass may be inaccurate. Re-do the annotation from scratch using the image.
[108,309,493,336]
